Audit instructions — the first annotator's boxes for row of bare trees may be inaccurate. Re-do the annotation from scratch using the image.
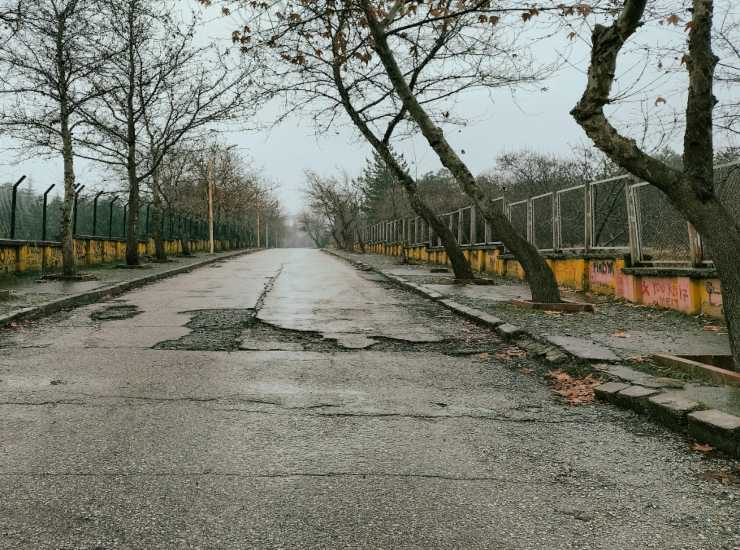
[0,0,261,276]
[206,0,740,368]
[148,144,285,259]
[302,172,365,251]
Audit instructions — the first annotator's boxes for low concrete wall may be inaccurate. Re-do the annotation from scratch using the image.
[0,236,242,276]
[364,243,724,319]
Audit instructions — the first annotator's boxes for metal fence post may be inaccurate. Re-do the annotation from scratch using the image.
[553,193,560,251]
[92,191,104,236]
[584,183,594,252]
[42,184,55,241]
[9,175,27,239]
[73,185,85,236]
[145,203,151,237]
[109,196,118,239]
[122,202,128,237]
[625,182,641,264]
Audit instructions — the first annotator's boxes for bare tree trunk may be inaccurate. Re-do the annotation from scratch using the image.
[124,2,139,266]
[151,188,167,261]
[688,200,740,369]
[60,118,76,277]
[56,15,76,278]
[330,43,474,280]
[125,149,140,266]
[570,0,739,366]
[180,220,192,256]
[363,5,557,296]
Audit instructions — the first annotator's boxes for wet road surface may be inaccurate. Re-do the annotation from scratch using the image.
[0,249,738,549]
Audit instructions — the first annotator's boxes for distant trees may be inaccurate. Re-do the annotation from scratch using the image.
[304,172,364,251]
[149,143,282,256]
[298,210,331,249]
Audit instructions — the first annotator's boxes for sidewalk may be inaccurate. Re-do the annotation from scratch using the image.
[0,249,255,326]
[331,250,740,441]
[337,250,731,361]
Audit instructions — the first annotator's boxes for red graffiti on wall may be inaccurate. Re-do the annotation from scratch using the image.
[640,277,692,311]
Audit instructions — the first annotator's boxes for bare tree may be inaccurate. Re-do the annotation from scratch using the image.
[305,171,363,251]
[0,0,111,276]
[79,0,253,266]
[571,0,740,368]
[298,209,331,248]
[359,0,564,301]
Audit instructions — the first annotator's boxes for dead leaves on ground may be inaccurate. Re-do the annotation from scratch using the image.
[691,442,715,454]
[495,346,528,361]
[545,369,600,406]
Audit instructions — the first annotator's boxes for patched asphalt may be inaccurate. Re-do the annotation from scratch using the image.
[0,249,737,549]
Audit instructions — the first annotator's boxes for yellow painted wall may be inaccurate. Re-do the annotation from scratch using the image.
[0,237,239,276]
[360,244,725,319]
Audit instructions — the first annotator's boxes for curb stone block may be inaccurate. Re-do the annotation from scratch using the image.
[645,393,702,430]
[497,323,523,339]
[687,409,740,457]
[614,385,660,412]
[594,382,630,402]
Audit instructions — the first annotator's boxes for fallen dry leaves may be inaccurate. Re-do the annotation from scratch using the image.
[703,324,722,332]
[612,330,629,338]
[691,442,715,453]
[495,346,528,361]
[545,370,601,406]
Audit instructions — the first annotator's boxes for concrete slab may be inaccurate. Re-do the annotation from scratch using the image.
[544,335,621,362]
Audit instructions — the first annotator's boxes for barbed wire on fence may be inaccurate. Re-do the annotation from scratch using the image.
[0,180,257,245]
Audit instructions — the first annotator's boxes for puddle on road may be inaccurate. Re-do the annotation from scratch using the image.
[90,304,142,321]
[152,308,503,355]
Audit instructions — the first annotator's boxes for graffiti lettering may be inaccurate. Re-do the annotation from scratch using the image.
[590,260,614,286]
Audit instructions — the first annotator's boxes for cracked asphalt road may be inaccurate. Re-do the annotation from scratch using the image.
[0,249,738,549]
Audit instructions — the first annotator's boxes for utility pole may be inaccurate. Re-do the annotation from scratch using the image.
[266,223,269,249]
[207,157,215,254]
[256,211,261,248]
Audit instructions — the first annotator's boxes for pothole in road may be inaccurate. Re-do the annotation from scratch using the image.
[152,308,504,355]
[90,304,142,321]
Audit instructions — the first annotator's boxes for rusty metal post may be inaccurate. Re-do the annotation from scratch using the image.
[9,175,27,239]
[42,184,55,241]
[109,196,119,239]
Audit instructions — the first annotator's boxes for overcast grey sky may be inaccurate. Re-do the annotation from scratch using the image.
[2,2,737,216]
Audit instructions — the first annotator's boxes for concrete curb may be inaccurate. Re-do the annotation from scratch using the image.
[324,249,740,458]
[0,249,259,330]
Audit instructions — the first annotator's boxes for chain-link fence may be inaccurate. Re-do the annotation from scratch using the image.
[532,193,554,251]
[591,176,630,250]
[507,200,528,242]
[632,182,692,262]
[716,159,740,222]
[0,179,253,245]
[557,185,585,249]
[364,158,738,269]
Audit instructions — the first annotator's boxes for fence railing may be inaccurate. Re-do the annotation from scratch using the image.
[0,182,256,246]
[360,159,740,268]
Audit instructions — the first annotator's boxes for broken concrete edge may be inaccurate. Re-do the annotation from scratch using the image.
[595,381,740,458]
[0,249,259,330]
